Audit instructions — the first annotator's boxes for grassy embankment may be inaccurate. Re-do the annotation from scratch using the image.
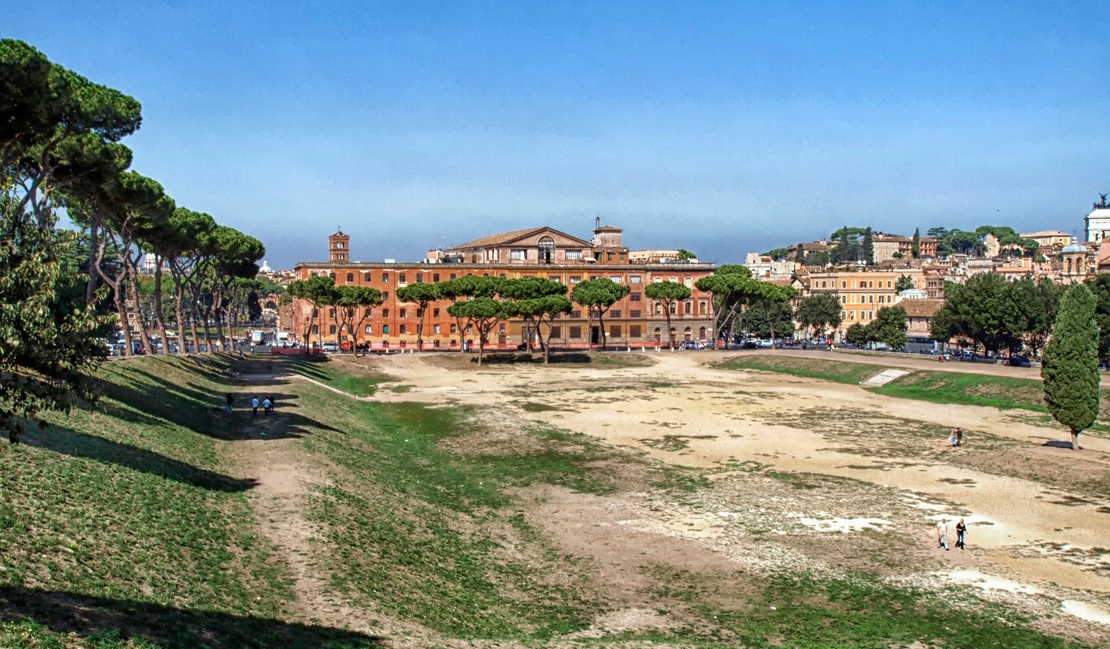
[0,355,380,648]
[0,354,1096,647]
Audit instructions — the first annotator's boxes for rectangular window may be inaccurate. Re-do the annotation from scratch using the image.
[399,308,407,318]
[569,275,581,283]
[382,292,389,301]
[607,252,615,261]
[610,276,622,283]
[364,272,372,282]
[630,325,642,338]
[610,325,622,338]
[416,273,423,283]
[566,250,582,260]
[346,272,354,283]
[382,273,389,282]
[570,310,582,319]
[364,324,372,334]
[630,292,641,302]
[433,308,440,317]
[611,310,622,318]
[383,324,390,334]
[364,307,373,317]
[450,324,457,334]
[569,326,582,338]
[399,324,407,334]
[551,325,562,338]
[630,309,641,318]
[329,308,336,318]
[433,324,440,334]
[382,308,389,317]
[450,273,456,280]
[329,325,336,334]
[510,249,526,260]
[399,273,407,284]
[312,325,318,334]
[620,253,626,261]
[550,275,562,283]
[842,281,847,288]
[433,273,440,282]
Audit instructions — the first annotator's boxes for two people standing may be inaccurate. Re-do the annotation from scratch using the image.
[250,396,275,417]
[948,428,963,447]
[936,518,968,551]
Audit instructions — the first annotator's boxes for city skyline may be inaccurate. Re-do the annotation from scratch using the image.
[10,1,1110,268]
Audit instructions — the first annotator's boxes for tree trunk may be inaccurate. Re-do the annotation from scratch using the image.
[664,308,674,350]
[85,219,100,305]
[598,309,608,350]
[416,306,425,351]
[202,305,214,354]
[477,324,485,366]
[174,278,188,355]
[127,272,155,355]
[213,293,226,352]
[153,262,170,355]
[1072,428,1082,450]
[116,289,134,357]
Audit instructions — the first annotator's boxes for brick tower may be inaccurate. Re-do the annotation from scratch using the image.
[329,230,350,262]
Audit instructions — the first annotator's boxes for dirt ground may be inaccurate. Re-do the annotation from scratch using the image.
[352,349,1110,638]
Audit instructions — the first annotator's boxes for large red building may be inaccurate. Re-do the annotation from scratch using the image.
[290,225,717,350]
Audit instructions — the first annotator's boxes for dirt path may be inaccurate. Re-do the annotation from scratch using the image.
[227,376,394,638]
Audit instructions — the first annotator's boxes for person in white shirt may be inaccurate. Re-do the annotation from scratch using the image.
[937,518,949,550]
[251,396,259,418]
[262,398,271,416]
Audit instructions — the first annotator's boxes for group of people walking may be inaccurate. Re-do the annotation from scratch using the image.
[224,393,276,417]
[936,517,967,550]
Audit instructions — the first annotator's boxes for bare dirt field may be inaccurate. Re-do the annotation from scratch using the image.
[347,349,1110,641]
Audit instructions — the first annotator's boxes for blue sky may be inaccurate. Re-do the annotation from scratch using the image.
[11,1,1110,267]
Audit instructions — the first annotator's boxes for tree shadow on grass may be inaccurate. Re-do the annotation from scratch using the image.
[98,373,340,441]
[25,424,259,492]
[1043,440,1079,449]
[0,586,384,648]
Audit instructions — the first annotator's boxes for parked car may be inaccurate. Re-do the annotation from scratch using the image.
[321,341,339,353]
[1005,355,1032,367]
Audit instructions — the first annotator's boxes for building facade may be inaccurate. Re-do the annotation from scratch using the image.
[800,268,926,336]
[291,227,717,350]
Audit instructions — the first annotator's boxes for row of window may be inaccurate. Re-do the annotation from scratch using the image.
[837,293,894,305]
[816,279,898,290]
[324,270,701,288]
[314,323,711,341]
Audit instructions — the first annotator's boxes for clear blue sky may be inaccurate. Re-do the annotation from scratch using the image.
[11,1,1110,267]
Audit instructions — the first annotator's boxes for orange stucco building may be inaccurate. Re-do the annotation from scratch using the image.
[291,225,717,350]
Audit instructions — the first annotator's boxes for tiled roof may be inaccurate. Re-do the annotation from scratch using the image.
[452,228,546,249]
[899,299,945,318]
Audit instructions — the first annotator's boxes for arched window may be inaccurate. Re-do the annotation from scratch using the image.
[699,326,706,339]
[684,326,692,341]
[654,327,662,342]
[538,236,556,264]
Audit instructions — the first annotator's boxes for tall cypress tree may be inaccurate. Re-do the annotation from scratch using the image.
[1042,284,1100,450]
[911,228,921,258]
[861,227,874,265]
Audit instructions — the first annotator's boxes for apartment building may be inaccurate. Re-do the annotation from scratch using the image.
[291,226,717,349]
[801,268,925,336]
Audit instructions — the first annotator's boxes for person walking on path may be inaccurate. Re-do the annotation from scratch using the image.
[225,393,234,413]
[251,396,259,418]
[266,395,275,415]
[937,518,949,550]
[955,428,963,446]
[262,397,271,416]
[955,519,967,550]
[949,429,958,447]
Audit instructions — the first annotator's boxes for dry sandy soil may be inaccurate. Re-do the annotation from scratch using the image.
[347,349,1110,639]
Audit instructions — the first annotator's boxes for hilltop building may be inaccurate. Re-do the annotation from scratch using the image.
[291,225,717,350]
[1085,195,1110,242]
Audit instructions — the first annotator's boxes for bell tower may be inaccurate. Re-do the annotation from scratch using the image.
[329,229,350,262]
